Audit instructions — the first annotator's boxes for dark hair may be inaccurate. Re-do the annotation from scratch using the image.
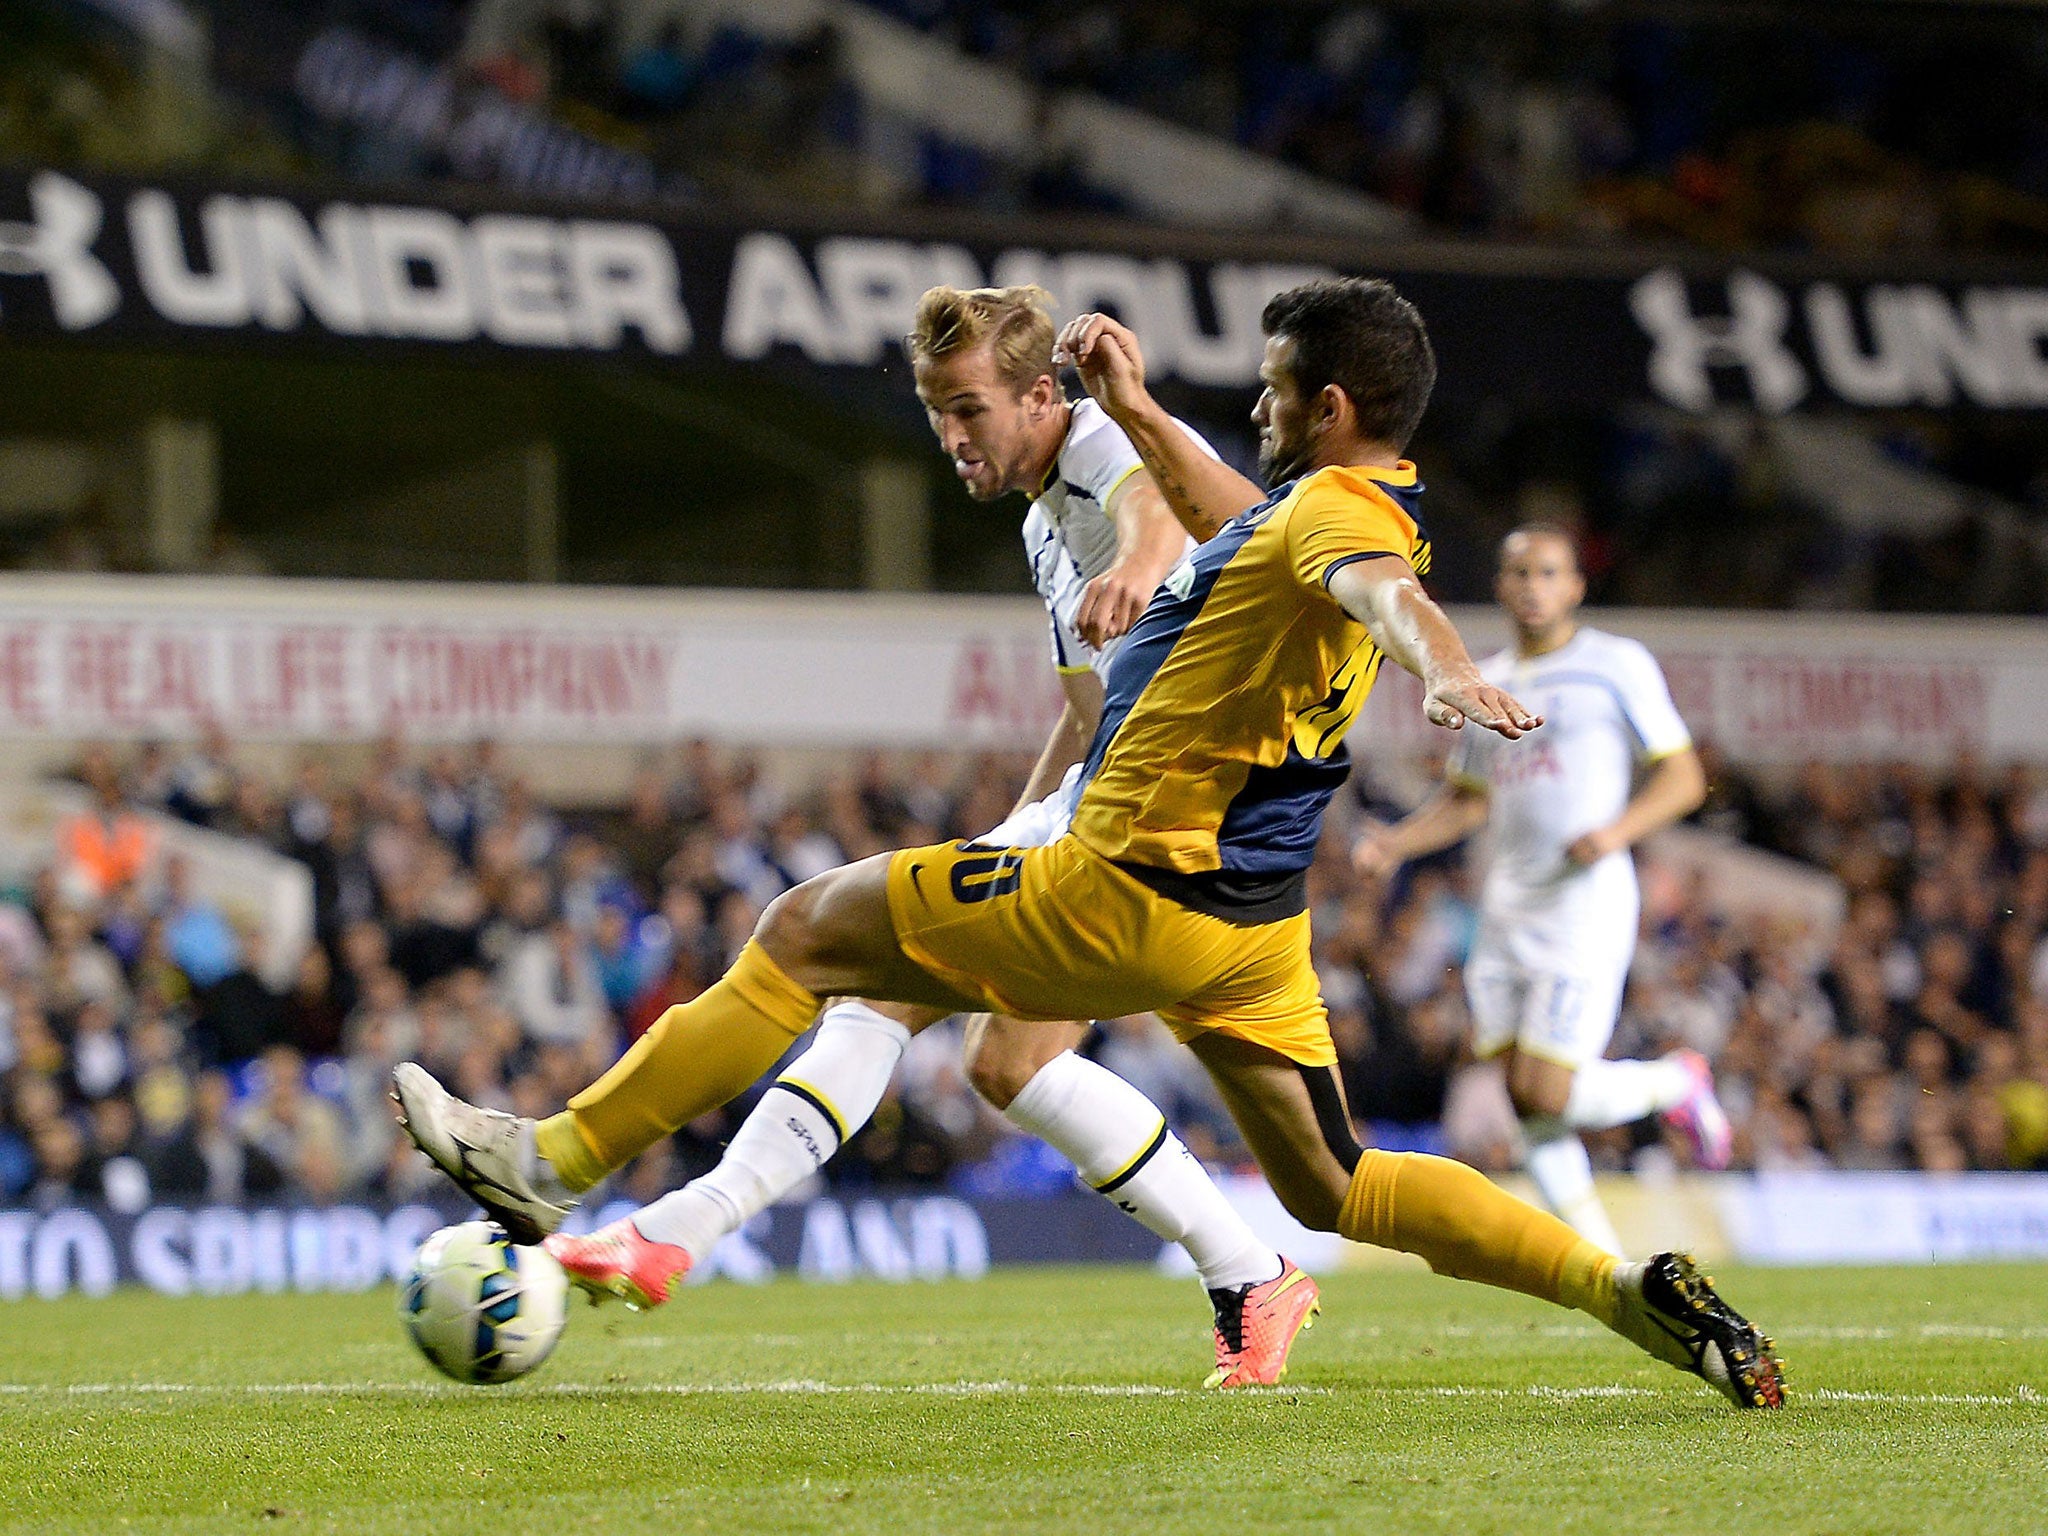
[1261,278,1436,452]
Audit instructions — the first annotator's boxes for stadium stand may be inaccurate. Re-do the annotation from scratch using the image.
[5,733,2046,1217]
[23,0,2048,249]
[3,0,2048,1235]
[859,0,2048,251]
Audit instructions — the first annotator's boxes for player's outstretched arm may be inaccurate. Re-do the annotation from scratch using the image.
[1353,783,1491,879]
[1055,313,1265,541]
[1013,669,1104,814]
[1327,557,1541,739]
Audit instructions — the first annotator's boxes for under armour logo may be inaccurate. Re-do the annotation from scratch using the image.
[1629,267,1807,414]
[0,172,121,330]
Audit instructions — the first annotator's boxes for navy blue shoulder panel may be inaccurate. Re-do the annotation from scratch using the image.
[1215,747,1353,876]
[1073,483,1292,800]
[1211,471,1424,877]
[1377,476,1426,524]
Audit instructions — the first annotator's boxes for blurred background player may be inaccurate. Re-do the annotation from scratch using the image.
[1354,527,1732,1253]
[548,284,1314,1388]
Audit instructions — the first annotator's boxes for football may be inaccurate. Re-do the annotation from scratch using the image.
[400,1221,570,1385]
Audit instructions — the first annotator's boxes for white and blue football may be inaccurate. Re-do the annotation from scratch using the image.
[400,1221,569,1385]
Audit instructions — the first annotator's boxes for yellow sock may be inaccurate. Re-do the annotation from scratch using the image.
[1338,1149,1619,1327]
[534,940,820,1192]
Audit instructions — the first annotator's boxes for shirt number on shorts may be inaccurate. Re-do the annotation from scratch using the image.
[949,848,1025,904]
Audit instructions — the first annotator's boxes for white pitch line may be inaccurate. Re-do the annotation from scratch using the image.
[1414,1385,1656,1400]
[1807,1387,2046,1407]
[0,1380,1324,1400]
[1373,1323,2048,1342]
[1324,1323,2048,1343]
[1769,1325,2048,1342]
[1,1380,2042,1407]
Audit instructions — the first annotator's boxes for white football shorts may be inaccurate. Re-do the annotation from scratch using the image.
[1465,939,1629,1070]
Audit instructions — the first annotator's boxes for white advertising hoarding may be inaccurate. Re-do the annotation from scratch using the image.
[1718,1172,2048,1264]
[0,575,2042,763]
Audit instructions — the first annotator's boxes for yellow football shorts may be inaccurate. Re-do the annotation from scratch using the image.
[885,834,1336,1068]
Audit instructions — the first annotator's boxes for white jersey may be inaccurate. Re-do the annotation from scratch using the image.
[1021,397,1207,678]
[1449,627,1691,971]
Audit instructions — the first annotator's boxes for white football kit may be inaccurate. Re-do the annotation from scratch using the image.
[983,397,1206,848]
[1448,628,1692,1068]
[1022,396,1208,683]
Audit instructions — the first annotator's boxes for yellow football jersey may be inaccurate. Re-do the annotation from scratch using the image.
[1068,461,1429,914]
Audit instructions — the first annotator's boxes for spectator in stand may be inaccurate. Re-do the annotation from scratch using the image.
[283,944,348,1060]
[611,766,679,905]
[129,1011,193,1147]
[162,854,239,991]
[588,901,658,1016]
[0,1072,60,1197]
[238,1045,349,1201]
[309,793,382,942]
[84,1094,151,1213]
[128,740,176,813]
[164,722,238,829]
[384,843,483,988]
[65,1000,127,1103]
[626,891,710,1042]
[144,1068,283,1203]
[28,1115,91,1209]
[500,913,610,1052]
[419,750,479,859]
[192,925,287,1068]
[42,904,128,1016]
[55,746,155,908]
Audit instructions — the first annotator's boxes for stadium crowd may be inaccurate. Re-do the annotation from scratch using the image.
[4,731,2048,1217]
[16,0,2046,253]
[403,0,2048,250]
[867,0,2048,252]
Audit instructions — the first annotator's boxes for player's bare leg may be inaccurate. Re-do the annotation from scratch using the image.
[403,849,1286,1356]
[1504,1048,1625,1255]
[960,1012,1084,1108]
[394,856,968,1242]
[1183,1033,1783,1408]
[1503,1043,1733,1258]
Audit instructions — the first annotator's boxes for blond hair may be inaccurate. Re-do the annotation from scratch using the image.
[906,285,1057,392]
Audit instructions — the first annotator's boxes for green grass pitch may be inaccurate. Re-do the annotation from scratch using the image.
[4,1263,2044,1536]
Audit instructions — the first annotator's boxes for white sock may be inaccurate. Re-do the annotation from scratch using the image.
[1005,1051,1280,1292]
[1562,1058,1693,1132]
[1522,1120,1625,1256]
[632,1001,912,1261]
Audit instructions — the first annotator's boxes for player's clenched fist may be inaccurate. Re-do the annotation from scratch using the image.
[1076,561,1154,646]
[1351,821,1402,880]
[1054,312,1150,420]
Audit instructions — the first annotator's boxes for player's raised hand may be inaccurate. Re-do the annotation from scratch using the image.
[1423,677,1542,738]
[1054,312,1150,419]
[1076,561,1154,646]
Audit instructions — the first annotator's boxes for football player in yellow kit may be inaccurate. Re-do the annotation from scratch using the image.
[397,278,1784,1409]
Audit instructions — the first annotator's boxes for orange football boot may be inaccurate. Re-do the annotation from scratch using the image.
[1204,1258,1321,1388]
[544,1217,693,1310]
